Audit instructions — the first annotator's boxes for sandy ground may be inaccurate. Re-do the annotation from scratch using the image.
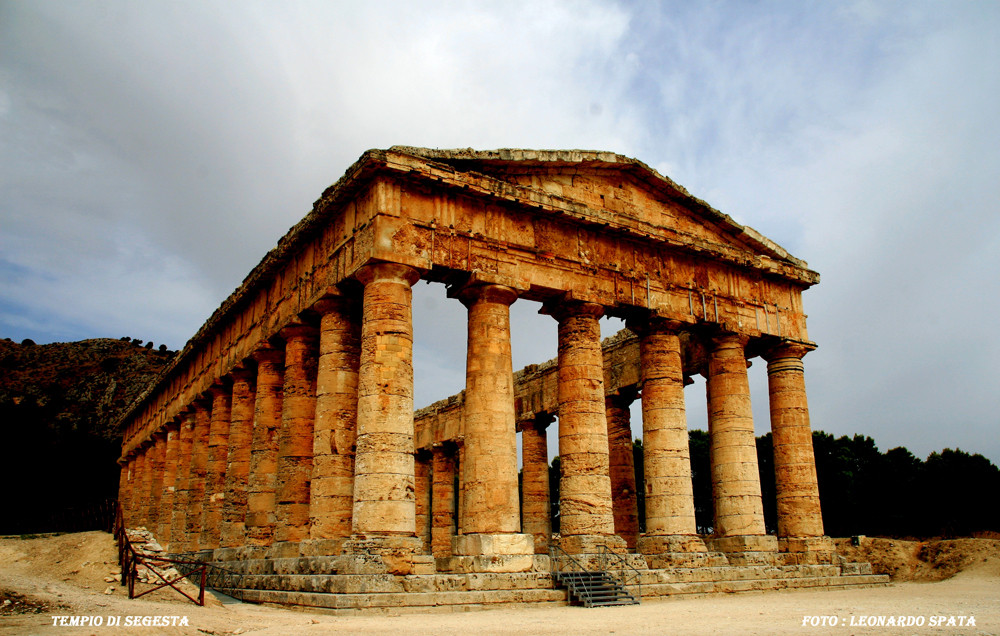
[1,532,998,635]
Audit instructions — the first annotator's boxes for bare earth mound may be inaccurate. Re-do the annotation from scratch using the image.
[1,532,998,635]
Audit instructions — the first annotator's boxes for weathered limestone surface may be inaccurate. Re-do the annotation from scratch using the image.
[520,418,551,555]
[550,301,624,553]
[220,366,256,548]
[351,262,420,537]
[202,383,232,550]
[159,423,179,548]
[309,298,361,544]
[185,401,211,552]
[275,325,319,545]
[116,147,836,598]
[452,282,533,570]
[606,393,638,549]
[431,445,457,559]
[706,334,771,549]
[171,411,195,550]
[765,343,825,541]
[632,319,702,551]
[147,433,166,535]
[246,347,284,547]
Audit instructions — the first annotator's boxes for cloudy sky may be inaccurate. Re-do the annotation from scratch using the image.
[2,1,998,464]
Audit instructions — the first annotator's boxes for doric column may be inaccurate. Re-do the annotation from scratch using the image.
[764,342,828,551]
[415,450,432,551]
[117,458,131,525]
[201,381,232,550]
[431,444,458,559]
[451,282,534,567]
[630,318,705,555]
[547,300,624,554]
[274,324,319,546]
[171,410,196,552]
[220,365,257,549]
[245,345,285,547]
[136,444,152,528]
[350,263,420,537]
[309,296,361,546]
[606,392,639,550]
[457,283,521,534]
[159,422,180,549]
[149,433,167,534]
[520,416,552,554]
[706,333,774,552]
[185,399,211,552]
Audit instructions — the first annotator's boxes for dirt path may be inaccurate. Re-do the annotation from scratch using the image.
[2,533,997,635]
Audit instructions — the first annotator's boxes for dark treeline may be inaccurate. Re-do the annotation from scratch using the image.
[621,430,1000,539]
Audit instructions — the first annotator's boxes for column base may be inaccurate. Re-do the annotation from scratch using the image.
[340,535,434,575]
[558,533,628,556]
[707,534,778,554]
[445,533,535,573]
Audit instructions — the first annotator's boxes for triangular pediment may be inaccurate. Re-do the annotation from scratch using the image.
[386,146,812,276]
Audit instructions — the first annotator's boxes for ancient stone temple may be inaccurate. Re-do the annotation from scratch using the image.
[117,147,884,611]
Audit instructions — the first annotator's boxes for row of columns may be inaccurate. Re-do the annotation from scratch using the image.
[122,260,826,569]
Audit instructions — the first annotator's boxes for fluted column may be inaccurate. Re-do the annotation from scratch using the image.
[431,444,457,559]
[171,410,196,551]
[245,346,285,547]
[275,324,319,546]
[520,416,552,554]
[350,262,420,537]
[630,318,706,555]
[309,297,361,546]
[220,365,256,549]
[548,300,624,554]
[159,423,180,549]
[201,382,232,550]
[185,399,211,551]
[764,342,828,551]
[606,393,638,550]
[706,333,773,552]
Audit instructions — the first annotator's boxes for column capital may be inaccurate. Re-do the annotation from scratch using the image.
[354,261,420,287]
[229,362,256,383]
[278,322,318,342]
[761,340,816,363]
[625,314,687,337]
[456,282,517,308]
[251,343,286,366]
[541,299,604,322]
[313,294,359,316]
[709,331,750,351]
[208,378,233,397]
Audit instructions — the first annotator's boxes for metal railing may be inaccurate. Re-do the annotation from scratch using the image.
[114,505,208,606]
[598,544,642,601]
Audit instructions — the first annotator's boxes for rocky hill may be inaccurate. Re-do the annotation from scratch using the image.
[0,337,173,534]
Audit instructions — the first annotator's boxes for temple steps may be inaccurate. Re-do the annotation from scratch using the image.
[200,562,889,614]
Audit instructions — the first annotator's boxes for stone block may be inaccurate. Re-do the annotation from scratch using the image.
[299,538,347,557]
[707,534,778,554]
[779,536,835,553]
[637,534,708,554]
[268,541,302,559]
[452,533,534,556]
